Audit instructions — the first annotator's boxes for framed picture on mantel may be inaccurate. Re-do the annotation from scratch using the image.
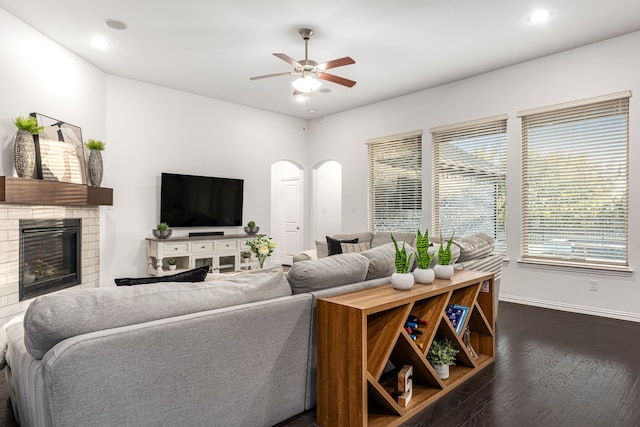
[30,112,87,185]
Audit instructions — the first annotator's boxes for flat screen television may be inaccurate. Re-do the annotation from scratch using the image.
[160,173,244,227]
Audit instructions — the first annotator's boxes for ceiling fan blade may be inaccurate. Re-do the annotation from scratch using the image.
[317,72,357,88]
[273,53,302,68]
[250,72,293,80]
[318,56,355,70]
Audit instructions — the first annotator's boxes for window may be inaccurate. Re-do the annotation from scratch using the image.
[432,115,507,255]
[367,131,422,232]
[519,92,630,268]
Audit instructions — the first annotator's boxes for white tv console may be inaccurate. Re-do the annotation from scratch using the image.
[146,234,259,276]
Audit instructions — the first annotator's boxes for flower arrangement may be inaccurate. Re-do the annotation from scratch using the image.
[245,234,276,268]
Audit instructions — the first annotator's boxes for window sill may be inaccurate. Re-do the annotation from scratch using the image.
[517,259,633,277]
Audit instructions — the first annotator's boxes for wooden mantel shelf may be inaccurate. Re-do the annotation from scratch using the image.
[0,176,113,207]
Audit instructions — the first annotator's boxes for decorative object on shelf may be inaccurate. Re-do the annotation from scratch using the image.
[244,220,259,235]
[241,251,251,263]
[167,258,177,271]
[427,337,458,379]
[245,234,276,268]
[434,232,455,279]
[13,116,43,178]
[152,222,172,239]
[463,326,479,360]
[30,113,87,184]
[391,233,414,290]
[413,228,435,284]
[85,138,105,187]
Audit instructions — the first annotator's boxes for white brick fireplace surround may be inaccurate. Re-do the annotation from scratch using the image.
[0,204,100,326]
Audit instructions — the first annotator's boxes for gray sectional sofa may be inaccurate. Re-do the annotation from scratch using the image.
[3,232,501,427]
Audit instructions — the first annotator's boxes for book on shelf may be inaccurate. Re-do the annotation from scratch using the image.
[446,304,469,335]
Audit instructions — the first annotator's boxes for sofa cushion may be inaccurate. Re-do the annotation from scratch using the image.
[326,236,358,256]
[361,242,415,280]
[371,231,417,248]
[23,266,291,359]
[286,253,369,294]
[430,233,492,263]
[114,266,209,286]
[429,243,461,267]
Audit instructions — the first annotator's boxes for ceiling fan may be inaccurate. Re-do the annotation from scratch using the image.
[250,28,356,94]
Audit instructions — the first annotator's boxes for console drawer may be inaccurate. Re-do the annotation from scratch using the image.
[163,242,190,255]
[192,242,215,253]
[216,240,238,251]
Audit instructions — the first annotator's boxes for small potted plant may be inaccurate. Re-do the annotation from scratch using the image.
[434,232,455,279]
[413,229,435,284]
[152,222,172,239]
[427,337,458,379]
[13,115,43,178]
[85,138,105,187]
[390,234,414,290]
[167,258,177,271]
[244,220,259,235]
[241,251,251,263]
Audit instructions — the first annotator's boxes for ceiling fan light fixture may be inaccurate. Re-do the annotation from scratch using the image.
[292,75,322,93]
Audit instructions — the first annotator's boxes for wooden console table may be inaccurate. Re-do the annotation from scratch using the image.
[316,270,495,427]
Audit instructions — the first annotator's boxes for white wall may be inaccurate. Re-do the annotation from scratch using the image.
[103,76,309,279]
[308,31,640,320]
[312,160,342,240]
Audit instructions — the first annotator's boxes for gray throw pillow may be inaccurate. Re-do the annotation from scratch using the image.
[360,242,415,280]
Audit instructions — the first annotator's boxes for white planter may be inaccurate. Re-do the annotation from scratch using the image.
[168,264,177,271]
[412,267,435,284]
[434,264,454,279]
[391,272,414,290]
[433,363,450,379]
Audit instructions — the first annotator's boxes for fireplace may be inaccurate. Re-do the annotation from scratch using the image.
[19,219,82,300]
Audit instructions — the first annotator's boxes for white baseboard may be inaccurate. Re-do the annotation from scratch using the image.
[499,294,640,323]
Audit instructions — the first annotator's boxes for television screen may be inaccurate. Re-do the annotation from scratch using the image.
[160,173,244,227]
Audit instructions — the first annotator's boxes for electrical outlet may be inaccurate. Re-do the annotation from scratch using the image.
[589,279,598,291]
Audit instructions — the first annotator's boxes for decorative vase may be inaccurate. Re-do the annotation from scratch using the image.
[391,272,414,290]
[152,229,173,239]
[244,226,260,235]
[257,254,267,268]
[13,130,36,178]
[433,364,450,379]
[87,150,103,187]
[434,264,454,279]
[412,267,435,284]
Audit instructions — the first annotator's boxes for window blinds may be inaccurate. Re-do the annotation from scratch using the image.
[431,115,507,255]
[367,131,422,232]
[519,93,630,267]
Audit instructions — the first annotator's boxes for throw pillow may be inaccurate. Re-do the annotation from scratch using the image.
[114,266,209,286]
[286,253,369,294]
[326,236,358,256]
[340,242,371,253]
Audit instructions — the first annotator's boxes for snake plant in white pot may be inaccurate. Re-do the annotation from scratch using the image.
[390,234,415,290]
[434,232,455,279]
[413,229,435,284]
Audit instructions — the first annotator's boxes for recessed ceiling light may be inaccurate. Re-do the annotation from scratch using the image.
[528,10,550,23]
[90,36,109,49]
[104,19,128,30]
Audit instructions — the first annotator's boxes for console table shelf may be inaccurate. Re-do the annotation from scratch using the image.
[316,270,495,427]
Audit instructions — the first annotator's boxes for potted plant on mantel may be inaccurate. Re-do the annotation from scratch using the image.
[85,138,105,187]
[413,229,435,284]
[13,115,43,178]
[167,258,177,271]
[427,337,458,379]
[434,232,455,279]
[390,234,414,290]
[152,222,172,239]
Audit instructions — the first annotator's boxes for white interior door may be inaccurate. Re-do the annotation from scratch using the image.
[280,178,303,265]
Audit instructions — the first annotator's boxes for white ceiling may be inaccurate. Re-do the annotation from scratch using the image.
[2,0,640,119]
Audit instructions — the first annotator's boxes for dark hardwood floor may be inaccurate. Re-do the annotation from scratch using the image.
[3,301,640,426]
